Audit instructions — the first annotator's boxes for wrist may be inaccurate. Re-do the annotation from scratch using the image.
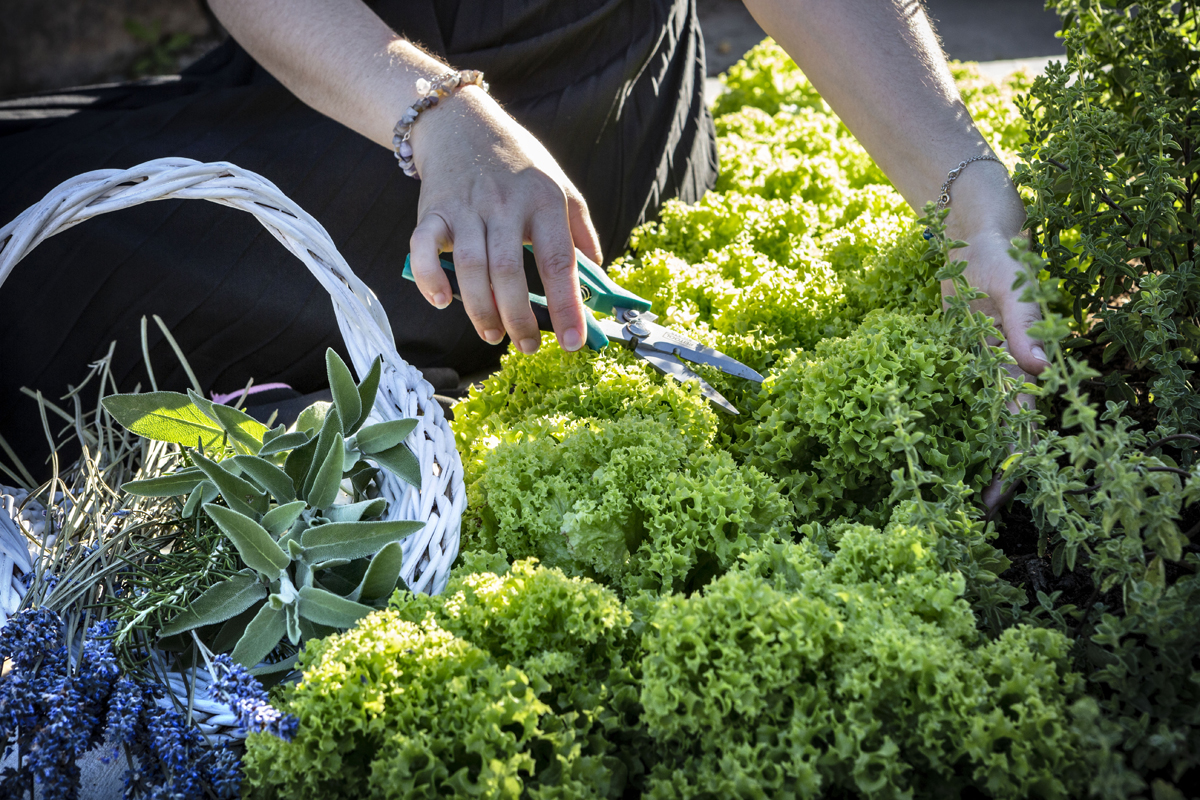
[938,161,1026,243]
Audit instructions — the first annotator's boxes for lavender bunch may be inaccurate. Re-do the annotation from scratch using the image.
[0,609,119,799]
[104,678,241,800]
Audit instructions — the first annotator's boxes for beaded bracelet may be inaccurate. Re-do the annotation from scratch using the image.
[923,155,1005,239]
[392,69,488,179]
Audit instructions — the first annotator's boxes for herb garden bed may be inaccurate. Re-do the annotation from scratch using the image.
[2,1,1198,798]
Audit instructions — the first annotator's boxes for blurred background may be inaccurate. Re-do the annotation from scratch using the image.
[0,0,1066,100]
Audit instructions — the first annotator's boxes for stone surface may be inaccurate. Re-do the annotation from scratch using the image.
[0,0,216,98]
[698,0,1066,76]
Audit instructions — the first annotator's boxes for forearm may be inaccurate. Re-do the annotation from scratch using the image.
[206,0,454,150]
[741,0,1024,239]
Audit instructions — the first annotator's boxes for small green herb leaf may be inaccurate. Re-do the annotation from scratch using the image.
[204,503,291,579]
[370,443,423,489]
[259,431,311,457]
[326,349,362,436]
[303,407,342,500]
[300,519,424,564]
[297,586,374,629]
[192,451,266,518]
[233,455,297,504]
[123,468,206,498]
[295,401,332,435]
[158,572,267,638]
[351,541,405,603]
[354,419,418,454]
[207,402,270,455]
[231,603,289,667]
[102,391,225,450]
[307,433,346,510]
[353,356,383,434]
[324,498,387,523]
[261,500,308,537]
[182,481,218,518]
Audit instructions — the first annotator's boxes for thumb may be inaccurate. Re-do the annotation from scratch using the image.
[1001,298,1050,377]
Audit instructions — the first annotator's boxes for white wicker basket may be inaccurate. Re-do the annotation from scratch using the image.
[0,157,465,597]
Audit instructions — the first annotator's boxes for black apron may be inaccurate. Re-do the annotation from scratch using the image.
[0,0,716,476]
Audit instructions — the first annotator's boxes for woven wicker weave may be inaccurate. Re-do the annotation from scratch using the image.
[0,158,468,739]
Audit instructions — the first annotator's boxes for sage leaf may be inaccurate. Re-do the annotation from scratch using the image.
[158,572,267,638]
[326,349,362,437]
[122,468,206,498]
[283,435,318,488]
[370,442,423,490]
[297,618,337,643]
[102,391,225,450]
[307,433,346,510]
[249,657,299,677]
[262,423,287,445]
[259,431,311,457]
[286,602,302,645]
[351,541,405,603]
[231,603,288,668]
[297,586,373,629]
[354,419,418,454]
[192,450,266,518]
[182,481,218,518]
[300,519,424,564]
[295,401,331,435]
[207,402,270,455]
[233,455,297,504]
[204,503,290,579]
[324,497,387,523]
[261,501,308,538]
[303,407,342,500]
[353,356,383,435]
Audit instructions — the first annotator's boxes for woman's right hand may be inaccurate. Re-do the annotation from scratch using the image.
[405,85,603,355]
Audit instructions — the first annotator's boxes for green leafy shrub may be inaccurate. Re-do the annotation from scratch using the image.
[641,522,1089,800]
[243,560,642,799]
[1015,0,1200,436]
[464,414,789,596]
[739,308,1007,525]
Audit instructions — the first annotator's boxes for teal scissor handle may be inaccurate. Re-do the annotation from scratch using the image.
[523,244,651,316]
[402,254,611,351]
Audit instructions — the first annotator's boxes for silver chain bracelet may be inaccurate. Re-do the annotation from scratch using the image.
[923,155,1005,239]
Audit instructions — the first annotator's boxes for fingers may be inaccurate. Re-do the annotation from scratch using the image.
[530,201,586,353]
[1000,297,1050,377]
[447,212,507,345]
[408,212,454,310]
[567,191,603,267]
[486,218,540,353]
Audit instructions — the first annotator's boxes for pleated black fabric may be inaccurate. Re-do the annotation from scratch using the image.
[0,0,716,476]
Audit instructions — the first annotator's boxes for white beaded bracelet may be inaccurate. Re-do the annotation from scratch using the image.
[392,69,488,179]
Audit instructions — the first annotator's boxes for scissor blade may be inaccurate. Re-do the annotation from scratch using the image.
[618,312,764,382]
[634,344,740,415]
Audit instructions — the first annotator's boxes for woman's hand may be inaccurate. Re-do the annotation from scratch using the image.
[206,0,602,354]
[405,87,603,355]
[946,227,1048,379]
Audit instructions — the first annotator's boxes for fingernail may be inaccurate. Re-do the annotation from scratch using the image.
[1031,345,1049,363]
[519,337,540,354]
[432,292,450,309]
[484,329,504,345]
[561,328,582,352]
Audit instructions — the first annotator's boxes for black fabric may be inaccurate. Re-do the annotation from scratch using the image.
[0,0,716,477]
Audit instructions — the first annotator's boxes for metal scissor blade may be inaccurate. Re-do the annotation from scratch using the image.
[613,308,764,382]
[634,344,740,415]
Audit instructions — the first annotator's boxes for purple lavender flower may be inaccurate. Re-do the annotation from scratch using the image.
[208,655,299,742]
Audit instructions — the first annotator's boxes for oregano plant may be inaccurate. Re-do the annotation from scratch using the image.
[1014,0,1200,438]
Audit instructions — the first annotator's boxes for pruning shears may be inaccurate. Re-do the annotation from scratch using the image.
[402,247,764,413]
